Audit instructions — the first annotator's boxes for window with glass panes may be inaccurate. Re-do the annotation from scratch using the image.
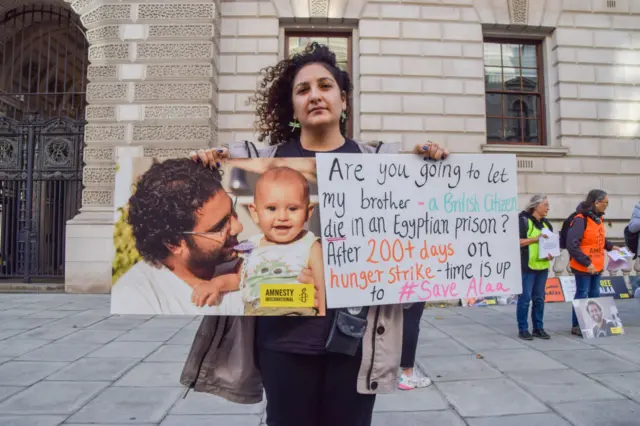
[285,32,353,138]
[484,39,545,145]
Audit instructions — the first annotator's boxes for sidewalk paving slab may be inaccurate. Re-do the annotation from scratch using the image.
[436,378,549,417]
[552,400,640,426]
[507,369,626,404]
[466,413,573,426]
[0,294,638,426]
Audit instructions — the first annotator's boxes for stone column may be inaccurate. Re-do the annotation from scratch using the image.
[64,0,221,293]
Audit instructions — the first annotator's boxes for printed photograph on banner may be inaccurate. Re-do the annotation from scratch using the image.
[111,155,323,317]
[573,297,624,339]
[315,153,522,309]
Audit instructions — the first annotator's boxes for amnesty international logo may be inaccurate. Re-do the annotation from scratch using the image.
[299,288,309,304]
[260,284,314,308]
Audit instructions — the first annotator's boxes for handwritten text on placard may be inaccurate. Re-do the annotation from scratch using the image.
[315,154,522,308]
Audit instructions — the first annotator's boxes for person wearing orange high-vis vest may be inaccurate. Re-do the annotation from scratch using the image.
[566,190,619,337]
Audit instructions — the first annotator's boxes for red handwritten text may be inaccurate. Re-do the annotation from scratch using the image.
[465,277,510,298]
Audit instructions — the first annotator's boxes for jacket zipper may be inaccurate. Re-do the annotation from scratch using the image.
[366,306,380,390]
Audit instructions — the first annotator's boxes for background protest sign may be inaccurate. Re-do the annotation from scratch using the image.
[316,153,521,309]
[573,297,624,339]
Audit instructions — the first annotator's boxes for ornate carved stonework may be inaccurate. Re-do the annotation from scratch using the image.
[85,125,126,142]
[65,0,221,294]
[136,42,214,60]
[144,147,197,158]
[87,83,128,102]
[81,4,132,27]
[87,25,120,44]
[509,0,528,24]
[145,105,211,119]
[87,65,118,81]
[134,83,212,101]
[145,64,213,79]
[148,24,214,39]
[133,124,211,141]
[310,0,328,17]
[86,106,117,121]
[89,43,130,61]
[83,167,116,185]
[138,3,216,21]
[84,147,114,162]
[71,0,93,13]
[82,190,113,206]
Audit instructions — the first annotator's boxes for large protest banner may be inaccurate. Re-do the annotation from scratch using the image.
[316,153,522,309]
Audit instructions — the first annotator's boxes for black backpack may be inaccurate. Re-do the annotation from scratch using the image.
[559,212,586,250]
[624,225,639,259]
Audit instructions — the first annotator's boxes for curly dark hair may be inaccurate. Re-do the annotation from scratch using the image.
[248,42,352,145]
[127,158,224,266]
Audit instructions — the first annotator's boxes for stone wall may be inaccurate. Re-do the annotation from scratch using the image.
[217,0,279,144]
[65,0,221,293]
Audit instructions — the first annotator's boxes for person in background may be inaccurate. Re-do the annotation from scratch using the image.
[626,201,640,257]
[398,302,432,390]
[567,190,619,337]
[517,194,554,340]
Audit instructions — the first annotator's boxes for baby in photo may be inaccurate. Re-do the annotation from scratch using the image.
[192,166,325,316]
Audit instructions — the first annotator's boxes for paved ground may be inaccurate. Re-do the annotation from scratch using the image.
[0,294,639,426]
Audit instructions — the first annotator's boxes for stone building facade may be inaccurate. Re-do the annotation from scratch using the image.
[38,0,640,292]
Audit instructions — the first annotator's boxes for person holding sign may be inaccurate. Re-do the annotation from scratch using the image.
[563,190,619,337]
[517,195,554,340]
[183,42,448,426]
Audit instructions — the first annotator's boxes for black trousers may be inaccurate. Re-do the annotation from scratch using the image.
[256,346,376,426]
[400,302,425,369]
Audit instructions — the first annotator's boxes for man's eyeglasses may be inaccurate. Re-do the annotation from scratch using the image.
[181,194,238,240]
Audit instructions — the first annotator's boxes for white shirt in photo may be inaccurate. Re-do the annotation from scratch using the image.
[111,261,244,316]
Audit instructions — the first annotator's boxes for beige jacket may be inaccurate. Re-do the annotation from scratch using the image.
[180,140,405,403]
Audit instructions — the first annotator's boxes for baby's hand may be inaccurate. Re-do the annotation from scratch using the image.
[192,280,223,307]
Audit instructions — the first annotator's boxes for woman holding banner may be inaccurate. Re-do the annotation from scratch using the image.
[517,194,554,340]
[183,42,449,426]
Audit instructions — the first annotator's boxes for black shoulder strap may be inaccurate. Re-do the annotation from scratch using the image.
[244,141,260,158]
[375,141,384,153]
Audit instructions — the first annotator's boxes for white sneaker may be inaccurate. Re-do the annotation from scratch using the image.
[398,371,432,390]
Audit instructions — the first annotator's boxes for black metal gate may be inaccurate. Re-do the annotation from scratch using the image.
[0,115,84,281]
[0,4,88,282]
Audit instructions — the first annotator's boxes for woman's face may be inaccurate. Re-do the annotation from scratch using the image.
[534,199,549,217]
[291,63,346,132]
[594,195,609,214]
